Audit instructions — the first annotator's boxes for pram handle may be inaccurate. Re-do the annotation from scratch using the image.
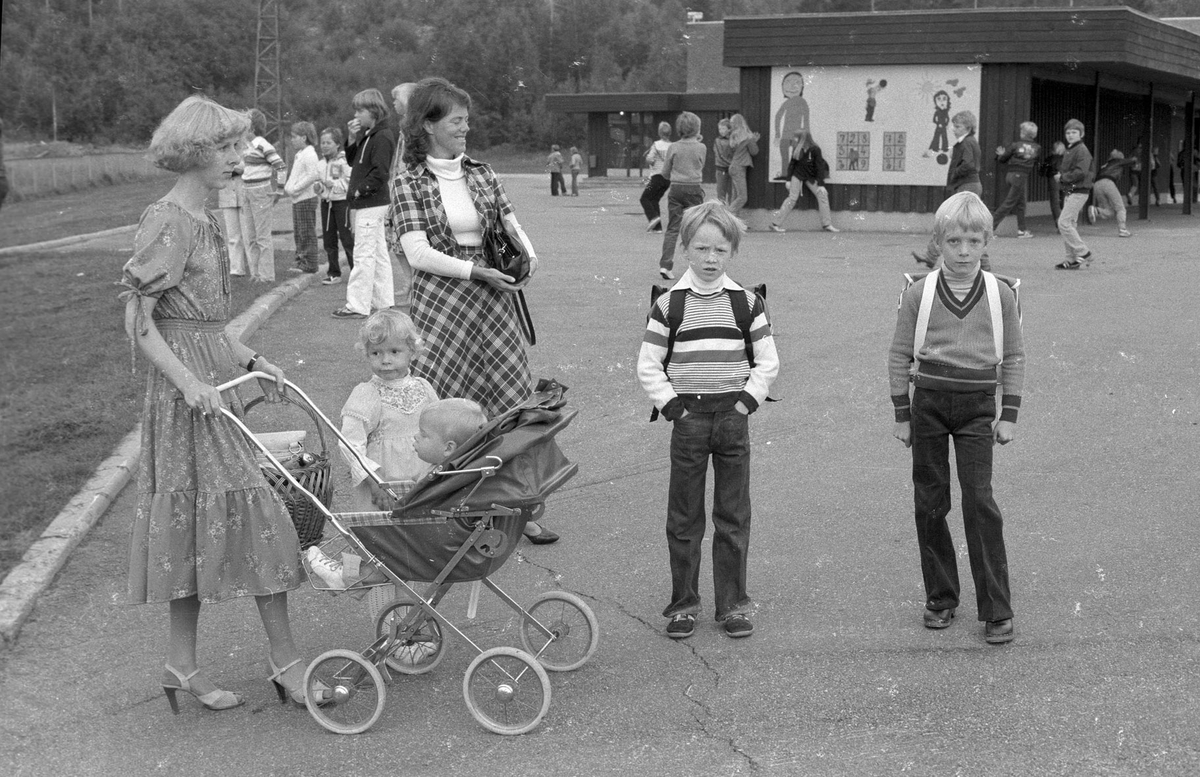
[214,373,408,510]
[436,455,504,478]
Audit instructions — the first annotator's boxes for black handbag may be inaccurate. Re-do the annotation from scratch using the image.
[482,218,536,345]
[483,221,530,283]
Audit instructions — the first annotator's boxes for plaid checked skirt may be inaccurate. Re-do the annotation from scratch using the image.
[292,197,320,271]
[410,246,531,419]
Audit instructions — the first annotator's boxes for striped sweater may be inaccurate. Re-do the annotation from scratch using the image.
[638,271,779,420]
[241,136,284,184]
[888,270,1025,423]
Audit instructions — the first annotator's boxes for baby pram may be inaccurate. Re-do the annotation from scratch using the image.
[218,376,596,735]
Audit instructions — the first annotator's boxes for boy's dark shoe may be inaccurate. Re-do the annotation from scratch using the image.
[666,613,695,639]
[985,618,1015,644]
[723,614,754,638]
[923,607,956,629]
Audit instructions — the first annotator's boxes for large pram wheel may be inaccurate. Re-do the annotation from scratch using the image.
[462,647,552,735]
[519,591,600,672]
[374,598,448,676]
[304,649,386,735]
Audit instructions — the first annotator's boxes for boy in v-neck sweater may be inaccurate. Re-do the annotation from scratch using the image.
[888,191,1026,646]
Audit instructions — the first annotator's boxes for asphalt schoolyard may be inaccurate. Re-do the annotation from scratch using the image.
[1,175,1198,776]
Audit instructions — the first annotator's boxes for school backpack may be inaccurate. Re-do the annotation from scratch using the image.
[901,269,1021,369]
[646,282,770,421]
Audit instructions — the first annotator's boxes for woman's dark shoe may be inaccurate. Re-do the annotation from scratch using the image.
[523,522,559,545]
[162,664,244,714]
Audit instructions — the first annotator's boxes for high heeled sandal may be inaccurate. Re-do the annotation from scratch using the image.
[161,664,244,715]
[268,657,333,707]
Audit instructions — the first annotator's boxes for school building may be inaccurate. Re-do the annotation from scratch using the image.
[546,6,1200,228]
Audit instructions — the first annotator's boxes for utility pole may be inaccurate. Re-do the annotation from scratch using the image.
[255,0,283,143]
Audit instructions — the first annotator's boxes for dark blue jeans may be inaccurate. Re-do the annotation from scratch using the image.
[664,409,753,621]
[911,389,1013,623]
[660,184,706,271]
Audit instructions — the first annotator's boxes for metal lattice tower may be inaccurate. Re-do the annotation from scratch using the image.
[254,0,283,143]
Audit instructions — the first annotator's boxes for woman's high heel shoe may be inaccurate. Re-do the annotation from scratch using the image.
[161,664,245,714]
[268,657,332,707]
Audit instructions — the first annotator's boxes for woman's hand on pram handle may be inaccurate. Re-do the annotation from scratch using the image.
[252,358,288,403]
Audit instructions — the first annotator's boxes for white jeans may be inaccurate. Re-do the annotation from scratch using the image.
[346,206,394,315]
[771,178,833,229]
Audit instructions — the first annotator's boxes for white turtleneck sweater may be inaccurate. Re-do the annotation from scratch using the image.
[399,154,535,280]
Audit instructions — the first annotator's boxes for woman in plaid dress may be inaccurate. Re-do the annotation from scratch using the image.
[388,77,558,544]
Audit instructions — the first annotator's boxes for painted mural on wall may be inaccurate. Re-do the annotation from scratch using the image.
[769,65,981,187]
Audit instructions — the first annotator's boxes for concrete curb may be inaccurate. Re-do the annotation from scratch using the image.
[0,271,318,650]
[0,224,140,255]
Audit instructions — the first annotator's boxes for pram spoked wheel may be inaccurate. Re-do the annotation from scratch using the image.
[303,649,386,735]
[519,591,600,672]
[374,598,449,675]
[462,647,552,735]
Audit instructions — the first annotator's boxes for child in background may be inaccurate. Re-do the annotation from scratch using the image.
[240,108,286,282]
[713,118,733,205]
[308,397,488,592]
[914,111,986,269]
[1041,140,1066,224]
[335,87,396,319]
[1088,149,1137,238]
[657,111,707,280]
[1055,118,1094,270]
[315,127,355,285]
[640,122,673,232]
[990,121,1040,238]
[547,144,566,196]
[769,129,838,233]
[888,191,1025,645]
[638,200,779,641]
[283,121,321,274]
[569,146,583,196]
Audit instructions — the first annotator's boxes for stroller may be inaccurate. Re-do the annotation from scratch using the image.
[218,376,596,735]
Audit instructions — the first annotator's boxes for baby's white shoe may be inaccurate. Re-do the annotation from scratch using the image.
[305,546,346,590]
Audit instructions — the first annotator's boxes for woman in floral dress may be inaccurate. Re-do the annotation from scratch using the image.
[120,95,322,713]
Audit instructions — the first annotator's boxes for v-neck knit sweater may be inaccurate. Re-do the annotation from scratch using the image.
[888,270,1025,423]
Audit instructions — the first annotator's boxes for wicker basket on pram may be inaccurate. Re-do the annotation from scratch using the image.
[244,393,332,549]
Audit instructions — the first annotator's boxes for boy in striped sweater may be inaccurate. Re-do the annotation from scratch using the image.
[638,201,779,641]
[888,191,1026,645]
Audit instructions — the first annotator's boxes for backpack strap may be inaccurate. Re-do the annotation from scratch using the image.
[912,270,940,362]
[981,271,1003,363]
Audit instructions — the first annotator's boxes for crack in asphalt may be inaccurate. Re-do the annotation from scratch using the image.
[515,552,760,771]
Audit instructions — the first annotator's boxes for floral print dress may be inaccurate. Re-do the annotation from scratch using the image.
[121,200,301,604]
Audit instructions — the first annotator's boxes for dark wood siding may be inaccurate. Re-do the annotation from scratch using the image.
[724,9,1200,90]
[1027,78,1096,209]
[740,68,773,209]
[980,65,1032,209]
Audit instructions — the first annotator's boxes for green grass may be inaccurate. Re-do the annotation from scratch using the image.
[0,245,288,578]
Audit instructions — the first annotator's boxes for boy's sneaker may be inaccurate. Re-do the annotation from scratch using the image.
[1118,229,1132,237]
[659,267,675,280]
[769,225,786,233]
[646,217,662,232]
[321,275,341,285]
[666,613,695,639]
[823,224,840,233]
[1086,205,1098,224]
[305,546,346,590]
[723,614,754,638]
[1017,230,1034,238]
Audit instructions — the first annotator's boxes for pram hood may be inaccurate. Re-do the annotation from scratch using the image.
[395,379,579,520]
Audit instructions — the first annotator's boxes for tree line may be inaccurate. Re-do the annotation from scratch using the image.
[0,0,1189,149]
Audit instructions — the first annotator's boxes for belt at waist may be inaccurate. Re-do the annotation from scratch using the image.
[155,319,228,333]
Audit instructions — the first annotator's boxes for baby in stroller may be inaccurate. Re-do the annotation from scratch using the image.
[307,397,487,589]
